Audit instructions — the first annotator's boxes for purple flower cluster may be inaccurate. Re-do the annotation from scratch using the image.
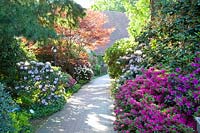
[15,61,76,106]
[114,61,199,132]
[66,77,77,88]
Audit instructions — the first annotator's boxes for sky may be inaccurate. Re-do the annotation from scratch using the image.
[73,0,96,8]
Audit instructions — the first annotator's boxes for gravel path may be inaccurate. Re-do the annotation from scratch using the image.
[36,75,116,133]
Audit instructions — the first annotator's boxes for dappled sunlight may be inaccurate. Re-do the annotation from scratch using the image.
[86,104,100,108]
[87,84,110,88]
[85,113,109,131]
[37,75,116,133]
[99,114,115,121]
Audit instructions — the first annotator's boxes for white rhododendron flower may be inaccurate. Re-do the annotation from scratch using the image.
[29,109,35,114]
[134,50,142,55]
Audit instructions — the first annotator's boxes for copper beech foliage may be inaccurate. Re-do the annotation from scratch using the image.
[32,10,114,72]
[55,10,114,49]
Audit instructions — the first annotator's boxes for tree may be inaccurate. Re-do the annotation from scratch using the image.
[124,0,150,39]
[91,0,136,12]
[91,0,150,39]
[34,10,114,73]
[0,0,85,85]
[66,10,114,49]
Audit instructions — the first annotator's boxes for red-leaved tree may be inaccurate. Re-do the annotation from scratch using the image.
[33,10,114,74]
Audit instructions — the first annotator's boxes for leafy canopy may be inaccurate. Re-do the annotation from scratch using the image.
[91,0,136,12]
[0,0,85,85]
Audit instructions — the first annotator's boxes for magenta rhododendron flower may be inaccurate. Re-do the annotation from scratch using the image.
[113,59,199,132]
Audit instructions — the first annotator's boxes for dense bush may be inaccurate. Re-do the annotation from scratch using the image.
[89,52,107,76]
[73,63,94,81]
[0,41,36,87]
[114,58,199,132]
[30,96,66,119]
[0,0,84,88]
[125,0,150,39]
[0,83,31,132]
[71,83,81,93]
[137,0,200,72]
[118,49,144,84]
[104,39,136,78]
[14,61,74,107]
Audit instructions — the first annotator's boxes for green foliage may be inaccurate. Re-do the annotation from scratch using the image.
[0,41,36,86]
[137,0,200,72]
[0,0,85,41]
[0,83,31,132]
[10,112,31,133]
[124,0,150,39]
[14,61,70,107]
[0,83,17,132]
[93,64,101,76]
[110,80,119,98]
[0,0,85,88]
[74,64,94,81]
[30,96,66,119]
[104,39,137,78]
[72,83,81,93]
[78,80,90,85]
[89,52,106,76]
[91,0,136,12]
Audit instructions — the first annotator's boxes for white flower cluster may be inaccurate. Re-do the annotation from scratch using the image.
[15,61,67,105]
[118,50,144,85]
[74,65,94,81]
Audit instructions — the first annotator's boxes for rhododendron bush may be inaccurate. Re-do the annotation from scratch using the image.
[114,56,200,132]
[15,61,76,107]
[73,63,94,81]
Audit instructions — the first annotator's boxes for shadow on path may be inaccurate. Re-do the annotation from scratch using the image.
[36,75,116,133]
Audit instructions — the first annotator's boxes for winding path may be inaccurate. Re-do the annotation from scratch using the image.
[37,75,116,133]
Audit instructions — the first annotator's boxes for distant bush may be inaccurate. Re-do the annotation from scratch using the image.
[104,39,136,78]
[74,63,94,81]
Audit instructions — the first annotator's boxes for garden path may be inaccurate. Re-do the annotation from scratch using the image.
[36,75,116,133]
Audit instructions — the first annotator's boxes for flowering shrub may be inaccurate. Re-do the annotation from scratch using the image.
[73,63,94,81]
[66,76,77,88]
[110,49,144,97]
[15,61,75,107]
[118,49,143,85]
[104,39,136,78]
[114,60,199,132]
